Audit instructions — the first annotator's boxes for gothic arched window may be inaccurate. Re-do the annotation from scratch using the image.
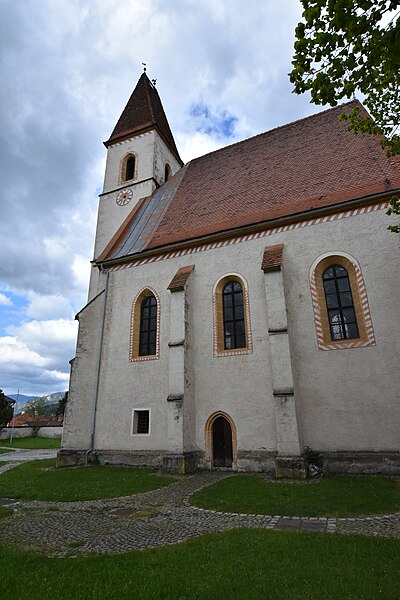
[310,253,376,350]
[129,288,160,361]
[139,294,158,356]
[222,281,246,349]
[213,274,253,356]
[164,164,172,182]
[323,265,359,340]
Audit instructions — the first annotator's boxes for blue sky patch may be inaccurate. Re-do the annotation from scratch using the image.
[0,290,29,335]
[190,102,238,139]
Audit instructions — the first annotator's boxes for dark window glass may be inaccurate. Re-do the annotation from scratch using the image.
[135,410,149,434]
[222,280,246,350]
[125,156,135,181]
[165,164,171,182]
[323,265,359,340]
[139,295,157,356]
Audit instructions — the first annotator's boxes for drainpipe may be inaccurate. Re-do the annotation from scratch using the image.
[85,267,110,465]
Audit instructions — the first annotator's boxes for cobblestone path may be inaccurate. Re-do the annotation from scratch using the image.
[1,471,400,557]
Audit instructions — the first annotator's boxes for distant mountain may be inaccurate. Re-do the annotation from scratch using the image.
[37,391,66,403]
[8,393,37,404]
[9,391,67,412]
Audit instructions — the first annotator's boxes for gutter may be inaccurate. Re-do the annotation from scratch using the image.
[96,188,399,270]
[85,268,110,466]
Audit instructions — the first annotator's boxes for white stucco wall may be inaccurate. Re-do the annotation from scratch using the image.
[65,205,400,459]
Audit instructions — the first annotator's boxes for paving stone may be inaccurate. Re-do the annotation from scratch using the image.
[302,520,325,532]
[276,518,303,530]
[0,469,399,557]
[0,498,20,506]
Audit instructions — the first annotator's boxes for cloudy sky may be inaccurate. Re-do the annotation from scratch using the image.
[0,0,318,397]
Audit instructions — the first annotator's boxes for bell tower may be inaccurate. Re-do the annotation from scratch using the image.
[88,72,183,300]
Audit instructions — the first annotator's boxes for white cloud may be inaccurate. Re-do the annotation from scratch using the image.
[0,293,12,306]
[7,319,78,361]
[177,132,224,164]
[1,319,78,395]
[0,0,317,394]
[0,336,47,368]
[25,292,74,320]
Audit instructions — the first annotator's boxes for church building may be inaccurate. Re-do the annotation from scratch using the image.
[58,72,400,476]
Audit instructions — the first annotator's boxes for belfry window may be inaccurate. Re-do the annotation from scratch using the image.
[323,265,359,340]
[165,164,172,182]
[125,156,135,181]
[139,295,158,356]
[222,281,246,349]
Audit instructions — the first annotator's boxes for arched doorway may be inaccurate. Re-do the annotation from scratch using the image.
[205,412,237,469]
[212,416,233,467]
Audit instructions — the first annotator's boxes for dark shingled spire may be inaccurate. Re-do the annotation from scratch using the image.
[105,73,182,164]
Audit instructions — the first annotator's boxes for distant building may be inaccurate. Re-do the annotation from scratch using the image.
[59,73,400,476]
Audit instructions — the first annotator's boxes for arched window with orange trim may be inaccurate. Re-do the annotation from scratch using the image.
[213,274,252,356]
[322,264,359,340]
[310,253,376,350]
[130,288,160,361]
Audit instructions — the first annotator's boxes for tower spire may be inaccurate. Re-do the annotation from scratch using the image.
[104,72,182,165]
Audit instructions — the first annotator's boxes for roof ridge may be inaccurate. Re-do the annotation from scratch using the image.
[143,73,156,123]
[189,99,363,166]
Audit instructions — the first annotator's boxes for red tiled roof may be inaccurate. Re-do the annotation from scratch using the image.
[141,101,400,250]
[105,73,182,163]
[8,413,63,427]
[261,244,284,272]
[168,265,195,291]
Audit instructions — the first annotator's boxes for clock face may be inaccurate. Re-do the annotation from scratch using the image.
[116,188,133,206]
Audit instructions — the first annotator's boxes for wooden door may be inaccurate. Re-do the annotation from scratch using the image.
[212,416,233,468]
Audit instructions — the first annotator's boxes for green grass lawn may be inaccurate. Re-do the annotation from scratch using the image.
[0,530,399,599]
[191,474,400,517]
[0,447,15,454]
[0,507,13,519]
[0,436,61,449]
[0,459,176,501]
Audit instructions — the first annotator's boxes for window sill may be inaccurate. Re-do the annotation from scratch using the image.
[214,347,253,357]
[130,355,159,362]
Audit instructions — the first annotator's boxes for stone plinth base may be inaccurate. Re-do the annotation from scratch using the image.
[322,451,400,475]
[57,448,202,473]
[237,450,276,473]
[57,449,88,468]
[162,452,200,474]
[275,456,307,479]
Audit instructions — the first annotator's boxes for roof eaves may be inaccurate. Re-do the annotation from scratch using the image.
[75,289,105,320]
[96,187,398,269]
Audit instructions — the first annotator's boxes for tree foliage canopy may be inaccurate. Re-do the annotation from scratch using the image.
[56,392,68,417]
[0,389,14,428]
[290,0,400,230]
[26,396,48,417]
